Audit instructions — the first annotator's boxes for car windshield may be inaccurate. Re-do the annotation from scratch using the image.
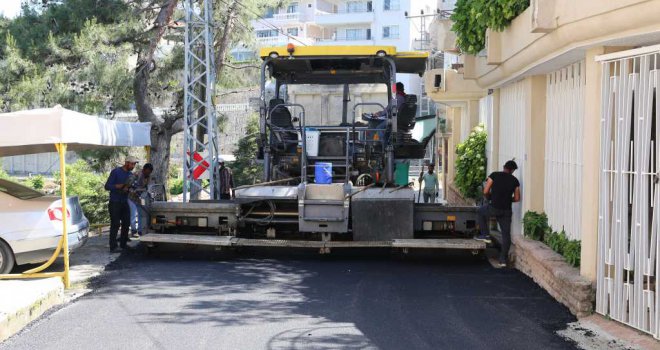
[0,178,44,200]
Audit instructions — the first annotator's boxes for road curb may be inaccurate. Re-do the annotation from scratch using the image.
[0,278,64,343]
[0,231,126,344]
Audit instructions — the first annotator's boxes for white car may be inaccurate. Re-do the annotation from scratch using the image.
[0,178,89,273]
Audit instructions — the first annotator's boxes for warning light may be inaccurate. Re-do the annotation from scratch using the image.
[287,43,295,54]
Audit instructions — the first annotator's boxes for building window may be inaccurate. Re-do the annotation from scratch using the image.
[287,2,299,13]
[382,25,399,39]
[257,29,279,38]
[346,1,367,13]
[384,0,400,11]
[345,28,370,40]
[287,28,299,36]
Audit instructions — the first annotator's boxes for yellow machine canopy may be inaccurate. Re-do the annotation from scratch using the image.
[259,45,428,85]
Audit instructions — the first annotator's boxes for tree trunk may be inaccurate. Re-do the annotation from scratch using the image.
[133,0,181,187]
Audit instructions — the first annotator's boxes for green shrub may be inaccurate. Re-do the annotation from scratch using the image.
[547,230,569,253]
[563,240,581,268]
[55,160,109,225]
[169,177,183,196]
[451,0,530,55]
[523,211,548,241]
[28,174,45,190]
[454,124,487,200]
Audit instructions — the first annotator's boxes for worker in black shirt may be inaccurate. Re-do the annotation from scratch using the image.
[475,160,521,268]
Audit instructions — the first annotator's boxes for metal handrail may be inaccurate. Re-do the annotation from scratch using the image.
[268,103,307,182]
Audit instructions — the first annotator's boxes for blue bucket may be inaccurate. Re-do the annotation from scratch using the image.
[315,162,332,184]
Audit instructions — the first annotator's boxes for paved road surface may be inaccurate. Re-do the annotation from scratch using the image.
[1,248,579,350]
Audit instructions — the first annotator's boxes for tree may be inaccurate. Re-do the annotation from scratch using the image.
[231,114,263,186]
[0,0,279,186]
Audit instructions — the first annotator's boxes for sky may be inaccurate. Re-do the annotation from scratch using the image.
[0,0,23,19]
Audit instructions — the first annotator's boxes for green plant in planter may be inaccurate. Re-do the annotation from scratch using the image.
[563,240,581,268]
[545,229,569,255]
[522,211,548,241]
[451,0,530,55]
[454,124,487,200]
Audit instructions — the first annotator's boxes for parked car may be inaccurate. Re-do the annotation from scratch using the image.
[0,178,89,273]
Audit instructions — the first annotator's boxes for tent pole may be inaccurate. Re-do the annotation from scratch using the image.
[56,143,70,288]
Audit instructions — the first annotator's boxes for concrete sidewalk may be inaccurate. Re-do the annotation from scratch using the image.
[0,230,134,342]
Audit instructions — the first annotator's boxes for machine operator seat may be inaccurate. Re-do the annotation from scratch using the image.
[396,94,417,132]
[269,99,298,153]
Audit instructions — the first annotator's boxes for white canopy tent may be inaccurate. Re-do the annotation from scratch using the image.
[0,105,151,157]
[0,105,152,287]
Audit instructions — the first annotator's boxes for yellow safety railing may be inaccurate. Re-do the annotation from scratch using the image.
[0,143,71,288]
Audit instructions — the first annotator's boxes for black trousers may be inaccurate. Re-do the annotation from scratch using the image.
[219,193,231,200]
[109,200,130,249]
[477,204,512,263]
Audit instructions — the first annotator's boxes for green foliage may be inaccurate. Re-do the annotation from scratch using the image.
[232,114,263,187]
[544,230,568,255]
[27,175,45,190]
[169,177,183,196]
[523,211,549,241]
[77,148,129,172]
[542,228,581,268]
[563,240,581,268]
[450,0,530,55]
[0,0,138,113]
[55,160,108,225]
[454,124,487,200]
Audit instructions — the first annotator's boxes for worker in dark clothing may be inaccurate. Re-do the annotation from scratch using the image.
[474,160,521,267]
[104,156,138,252]
[218,159,234,200]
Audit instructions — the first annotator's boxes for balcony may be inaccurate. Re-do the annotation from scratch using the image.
[314,8,374,25]
[257,35,316,47]
[272,12,301,22]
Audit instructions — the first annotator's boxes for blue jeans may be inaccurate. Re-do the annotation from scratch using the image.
[135,204,149,234]
[128,200,138,233]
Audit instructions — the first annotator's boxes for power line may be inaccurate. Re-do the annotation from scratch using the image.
[216,0,309,47]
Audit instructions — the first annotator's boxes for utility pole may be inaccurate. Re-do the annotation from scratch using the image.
[182,0,218,202]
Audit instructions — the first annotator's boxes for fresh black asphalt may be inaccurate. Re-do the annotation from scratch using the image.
[1,247,579,350]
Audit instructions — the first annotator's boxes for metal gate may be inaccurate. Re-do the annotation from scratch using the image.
[596,47,660,337]
[545,62,585,240]
[499,80,527,236]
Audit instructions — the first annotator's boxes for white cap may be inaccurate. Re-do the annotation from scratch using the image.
[125,156,139,163]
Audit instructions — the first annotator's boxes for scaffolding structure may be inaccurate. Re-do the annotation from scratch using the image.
[183,0,218,201]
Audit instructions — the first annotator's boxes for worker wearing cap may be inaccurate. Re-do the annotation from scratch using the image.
[217,158,234,200]
[104,156,138,252]
[474,160,521,268]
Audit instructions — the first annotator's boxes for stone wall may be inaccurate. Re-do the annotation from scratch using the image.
[510,235,594,317]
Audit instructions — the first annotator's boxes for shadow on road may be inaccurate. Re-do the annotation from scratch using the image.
[75,245,579,350]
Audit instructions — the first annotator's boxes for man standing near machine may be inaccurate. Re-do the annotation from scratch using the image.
[104,156,138,252]
[474,160,521,267]
[218,159,234,200]
[419,163,439,203]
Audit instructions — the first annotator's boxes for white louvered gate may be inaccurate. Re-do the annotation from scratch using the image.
[545,62,585,240]
[479,95,495,173]
[596,49,660,337]
[499,80,527,236]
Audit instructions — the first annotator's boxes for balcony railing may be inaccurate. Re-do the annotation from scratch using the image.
[257,35,315,46]
[272,12,300,21]
[315,7,373,15]
[318,34,372,42]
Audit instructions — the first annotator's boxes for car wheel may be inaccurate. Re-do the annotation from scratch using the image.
[0,240,15,274]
